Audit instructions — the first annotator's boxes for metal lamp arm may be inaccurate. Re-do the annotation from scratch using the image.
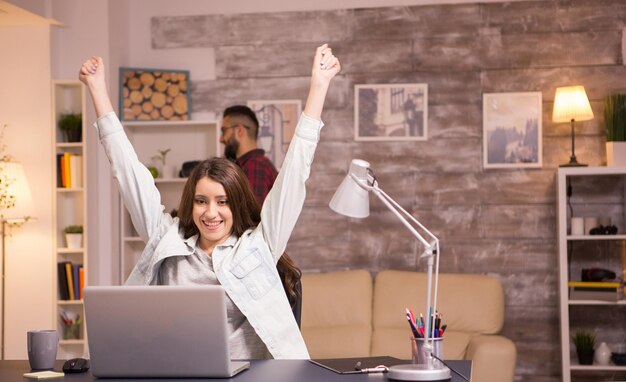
[355,178,439,361]
[376,187,439,246]
[342,165,451,379]
[371,188,432,249]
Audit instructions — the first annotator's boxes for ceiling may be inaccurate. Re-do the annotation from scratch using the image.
[0,0,60,27]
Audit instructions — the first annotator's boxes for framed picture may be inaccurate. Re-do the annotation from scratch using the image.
[482,92,542,169]
[246,99,302,169]
[119,67,191,121]
[355,83,428,141]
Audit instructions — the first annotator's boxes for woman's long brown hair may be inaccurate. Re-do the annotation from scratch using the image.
[177,158,301,307]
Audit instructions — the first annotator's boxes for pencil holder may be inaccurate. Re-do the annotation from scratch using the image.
[62,321,81,340]
[411,337,444,367]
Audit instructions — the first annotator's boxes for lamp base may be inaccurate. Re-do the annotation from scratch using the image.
[387,364,451,381]
[559,162,587,167]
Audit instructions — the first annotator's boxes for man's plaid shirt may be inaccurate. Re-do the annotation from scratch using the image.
[236,148,278,206]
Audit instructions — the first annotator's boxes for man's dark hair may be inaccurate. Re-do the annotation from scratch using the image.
[223,105,260,139]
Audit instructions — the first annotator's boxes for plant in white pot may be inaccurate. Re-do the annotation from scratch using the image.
[63,225,83,249]
[151,148,175,178]
[604,93,626,166]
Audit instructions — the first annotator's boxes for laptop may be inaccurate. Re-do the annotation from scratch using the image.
[83,285,250,378]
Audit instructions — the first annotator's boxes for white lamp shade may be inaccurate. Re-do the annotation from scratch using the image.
[329,159,371,218]
[0,161,34,222]
[552,85,594,123]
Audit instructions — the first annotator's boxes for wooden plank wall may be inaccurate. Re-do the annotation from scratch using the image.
[152,1,626,380]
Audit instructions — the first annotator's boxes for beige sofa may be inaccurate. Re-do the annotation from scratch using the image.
[301,269,516,382]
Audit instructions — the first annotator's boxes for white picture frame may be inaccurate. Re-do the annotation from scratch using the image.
[482,92,543,169]
[246,99,302,170]
[355,83,428,141]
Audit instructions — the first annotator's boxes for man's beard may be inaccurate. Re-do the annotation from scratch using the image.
[224,135,239,161]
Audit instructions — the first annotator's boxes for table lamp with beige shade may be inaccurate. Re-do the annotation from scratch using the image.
[552,85,594,167]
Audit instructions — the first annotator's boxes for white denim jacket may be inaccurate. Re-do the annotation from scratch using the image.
[95,112,323,359]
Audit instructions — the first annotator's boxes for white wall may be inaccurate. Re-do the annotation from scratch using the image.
[49,0,127,286]
[0,23,54,359]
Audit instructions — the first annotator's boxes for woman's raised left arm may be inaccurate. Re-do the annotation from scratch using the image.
[260,44,341,261]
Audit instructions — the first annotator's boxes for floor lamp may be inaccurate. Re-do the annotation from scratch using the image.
[0,161,35,360]
[553,85,594,167]
[329,159,451,381]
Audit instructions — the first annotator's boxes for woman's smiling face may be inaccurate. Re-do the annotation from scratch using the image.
[192,176,233,253]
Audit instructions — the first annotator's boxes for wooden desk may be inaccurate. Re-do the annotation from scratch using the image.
[2,359,471,381]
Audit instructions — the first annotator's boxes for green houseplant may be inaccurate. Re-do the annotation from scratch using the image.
[63,225,83,234]
[604,94,626,166]
[151,148,171,167]
[151,148,174,178]
[63,225,83,249]
[572,330,595,365]
[59,113,82,143]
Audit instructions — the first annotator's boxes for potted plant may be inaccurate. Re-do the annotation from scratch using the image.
[572,330,596,365]
[63,225,83,249]
[151,148,174,178]
[59,112,82,143]
[604,93,626,166]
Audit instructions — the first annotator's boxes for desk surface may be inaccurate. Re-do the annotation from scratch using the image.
[2,359,471,382]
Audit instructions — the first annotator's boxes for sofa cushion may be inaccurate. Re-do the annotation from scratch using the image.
[301,270,372,358]
[371,270,504,359]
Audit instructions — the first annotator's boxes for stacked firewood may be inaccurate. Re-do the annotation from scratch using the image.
[121,69,189,121]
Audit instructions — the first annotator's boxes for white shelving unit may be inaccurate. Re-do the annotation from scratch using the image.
[119,119,219,282]
[52,80,88,359]
[557,166,626,382]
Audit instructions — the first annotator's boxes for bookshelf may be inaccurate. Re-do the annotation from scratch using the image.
[557,167,626,382]
[118,119,219,282]
[52,80,87,359]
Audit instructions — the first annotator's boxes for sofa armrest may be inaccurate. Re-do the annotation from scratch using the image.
[465,334,516,382]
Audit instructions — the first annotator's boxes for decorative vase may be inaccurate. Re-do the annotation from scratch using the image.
[595,342,611,366]
[63,129,82,143]
[65,233,82,249]
[577,348,595,365]
[160,164,176,179]
[606,142,626,166]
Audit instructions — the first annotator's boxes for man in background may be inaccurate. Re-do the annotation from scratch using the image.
[220,105,278,205]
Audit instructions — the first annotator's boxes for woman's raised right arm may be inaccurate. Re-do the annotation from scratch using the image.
[79,57,114,118]
[79,57,168,243]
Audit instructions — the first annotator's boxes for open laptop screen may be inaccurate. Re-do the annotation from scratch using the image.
[84,285,249,378]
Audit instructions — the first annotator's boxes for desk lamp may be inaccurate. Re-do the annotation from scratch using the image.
[329,159,450,381]
[552,85,594,167]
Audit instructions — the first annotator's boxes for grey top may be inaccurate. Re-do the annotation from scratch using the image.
[158,246,271,360]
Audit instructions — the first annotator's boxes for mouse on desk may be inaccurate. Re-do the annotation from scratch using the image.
[62,358,90,373]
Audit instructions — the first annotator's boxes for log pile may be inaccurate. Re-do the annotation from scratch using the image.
[121,69,190,121]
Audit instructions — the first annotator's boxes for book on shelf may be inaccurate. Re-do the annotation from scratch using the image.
[57,261,84,301]
[69,154,82,188]
[56,154,63,188]
[567,281,622,289]
[56,153,82,188]
[79,266,84,300]
[72,264,81,300]
[568,281,624,301]
[65,262,75,300]
[63,153,71,188]
[57,262,69,300]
